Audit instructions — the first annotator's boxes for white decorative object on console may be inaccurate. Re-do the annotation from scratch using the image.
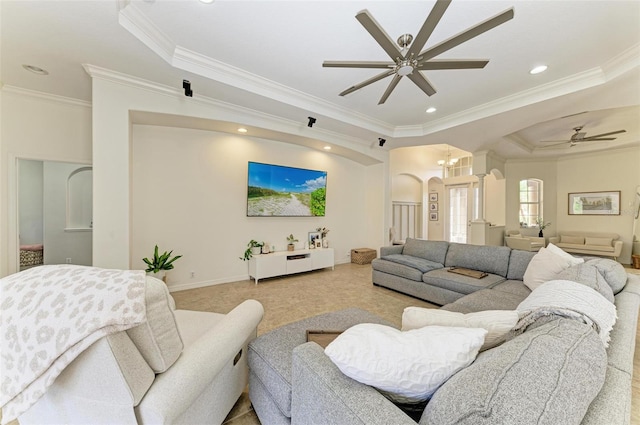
[248,248,334,284]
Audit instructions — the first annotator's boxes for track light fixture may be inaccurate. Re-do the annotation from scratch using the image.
[307,117,316,127]
[183,79,193,97]
[378,138,386,147]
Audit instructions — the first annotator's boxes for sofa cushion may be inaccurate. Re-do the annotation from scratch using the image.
[585,237,613,247]
[423,269,505,295]
[557,243,615,253]
[380,254,444,273]
[126,276,184,373]
[371,258,424,282]
[554,263,614,303]
[561,235,585,244]
[444,243,511,277]
[506,250,536,280]
[441,289,526,313]
[401,307,518,351]
[547,243,585,265]
[587,258,627,294]
[402,238,449,265]
[421,319,607,425]
[325,323,486,403]
[491,280,532,299]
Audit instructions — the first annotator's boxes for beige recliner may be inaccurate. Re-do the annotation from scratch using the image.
[504,230,545,252]
[18,277,264,425]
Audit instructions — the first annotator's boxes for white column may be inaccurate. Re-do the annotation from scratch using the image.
[474,173,486,223]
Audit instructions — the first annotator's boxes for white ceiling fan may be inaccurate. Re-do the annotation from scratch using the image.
[322,0,514,104]
[539,126,627,149]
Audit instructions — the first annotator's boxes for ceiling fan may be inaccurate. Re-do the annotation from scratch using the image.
[322,1,514,105]
[539,126,627,149]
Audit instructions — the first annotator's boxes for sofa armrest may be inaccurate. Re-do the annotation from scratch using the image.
[291,342,415,425]
[136,300,264,423]
[548,236,560,245]
[380,245,403,257]
[613,240,623,257]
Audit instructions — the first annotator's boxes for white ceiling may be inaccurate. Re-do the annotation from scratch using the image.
[2,0,639,160]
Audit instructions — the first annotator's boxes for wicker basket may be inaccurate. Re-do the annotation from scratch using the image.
[20,249,43,267]
[633,255,640,270]
[351,248,377,265]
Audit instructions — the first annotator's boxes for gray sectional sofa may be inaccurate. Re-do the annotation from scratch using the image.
[286,238,640,424]
[372,238,534,306]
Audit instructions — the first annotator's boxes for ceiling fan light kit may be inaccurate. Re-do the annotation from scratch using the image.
[323,1,515,104]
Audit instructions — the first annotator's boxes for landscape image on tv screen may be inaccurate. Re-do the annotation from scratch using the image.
[247,162,327,217]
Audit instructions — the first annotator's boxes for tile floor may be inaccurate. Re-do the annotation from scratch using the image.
[170,263,640,425]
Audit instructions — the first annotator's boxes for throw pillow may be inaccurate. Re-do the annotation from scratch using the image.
[546,243,585,266]
[324,323,486,403]
[585,237,613,247]
[587,258,627,294]
[523,247,577,291]
[401,307,518,351]
[560,235,585,245]
[554,263,614,303]
[126,276,184,372]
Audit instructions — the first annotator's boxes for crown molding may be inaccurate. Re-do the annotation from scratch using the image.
[117,3,640,140]
[1,85,92,108]
[82,64,385,164]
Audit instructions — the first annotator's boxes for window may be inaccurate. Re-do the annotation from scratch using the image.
[519,179,542,227]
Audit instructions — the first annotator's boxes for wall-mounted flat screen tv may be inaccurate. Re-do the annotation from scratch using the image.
[247,161,327,217]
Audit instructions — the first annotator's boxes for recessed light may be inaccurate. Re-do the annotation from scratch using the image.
[426,107,437,114]
[323,146,332,150]
[237,128,248,133]
[529,65,548,75]
[199,0,215,3]
[22,64,49,75]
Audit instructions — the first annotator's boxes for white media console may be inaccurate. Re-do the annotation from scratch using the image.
[248,248,334,284]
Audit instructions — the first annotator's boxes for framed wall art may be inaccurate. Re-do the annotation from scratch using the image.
[429,202,438,211]
[568,191,620,215]
[428,193,438,202]
[429,212,438,221]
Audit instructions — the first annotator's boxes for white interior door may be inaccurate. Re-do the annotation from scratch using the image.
[447,185,474,243]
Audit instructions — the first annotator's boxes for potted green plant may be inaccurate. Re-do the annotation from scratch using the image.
[535,217,551,237]
[142,245,182,282]
[286,234,298,251]
[240,240,264,261]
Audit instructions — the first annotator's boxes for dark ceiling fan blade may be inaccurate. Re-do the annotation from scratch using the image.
[378,74,403,105]
[339,69,395,96]
[323,61,395,69]
[408,72,436,97]
[417,8,514,62]
[416,59,489,70]
[581,129,626,140]
[355,10,403,61]
[405,0,451,59]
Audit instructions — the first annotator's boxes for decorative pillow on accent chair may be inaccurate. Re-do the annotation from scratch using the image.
[126,276,184,372]
[324,323,486,404]
[401,307,518,351]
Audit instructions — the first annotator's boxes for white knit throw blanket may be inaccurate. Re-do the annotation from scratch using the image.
[513,279,617,347]
[0,265,147,424]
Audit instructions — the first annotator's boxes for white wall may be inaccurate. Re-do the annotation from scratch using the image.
[131,125,381,290]
[485,173,505,225]
[18,159,44,245]
[43,161,92,266]
[0,88,92,276]
[555,147,640,263]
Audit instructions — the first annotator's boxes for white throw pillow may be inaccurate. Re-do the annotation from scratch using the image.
[324,323,486,403]
[546,243,584,266]
[523,246,582,291]
[401,307,518,351]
